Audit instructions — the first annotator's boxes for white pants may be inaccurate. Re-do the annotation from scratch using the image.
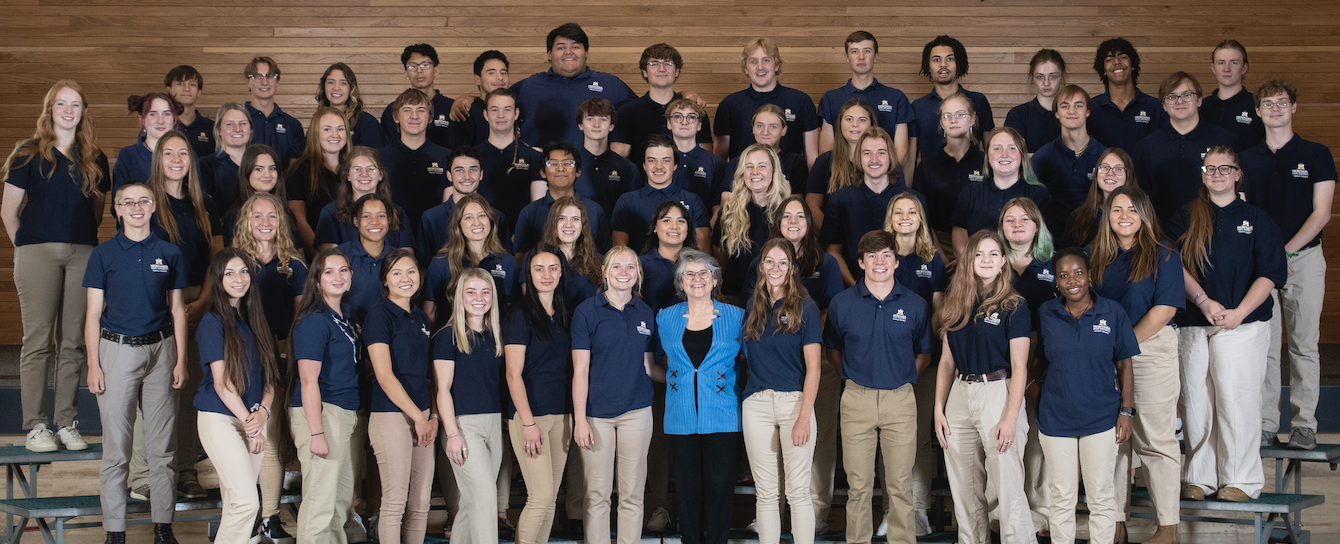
[1262,245,1325,433]
[1040,429,1118,544]
[743,390,816,544]
[1180,321,1269,497]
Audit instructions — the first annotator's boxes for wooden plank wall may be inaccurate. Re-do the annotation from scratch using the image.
[1,0,1338,344]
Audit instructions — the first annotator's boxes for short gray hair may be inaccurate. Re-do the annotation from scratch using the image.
[673,248,722,300]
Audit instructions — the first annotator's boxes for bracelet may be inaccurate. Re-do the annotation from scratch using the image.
[259,405,270,417]
[523,423,537,427]
[1288,251,1300,259]
[446,433,460,439]
[1193,292,1207,303]
[428,413,439,420]
[311,432,325,437]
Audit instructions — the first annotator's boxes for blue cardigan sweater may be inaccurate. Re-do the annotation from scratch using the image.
[656,300,745,435]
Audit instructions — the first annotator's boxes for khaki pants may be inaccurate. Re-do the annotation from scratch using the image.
[841,381,917,544]
[1040,429,1118,544]
[260,338,292,518]
[1022,394,1050,531]
[581,407,653,544]
[369,410,436,544]
[510,414,571,544]
[132,285,202,489]
[197,411,264,544]
[1180,322,1269,498]
[810,358,841,524]
[96,337,178,531]
[450,414,504,544]
[15,243,92,430]
[744,391,816,544]
[1115,325,1181,524]
[1263,244,1325,432]
[944,379,1035,544]
[291,403,357,544]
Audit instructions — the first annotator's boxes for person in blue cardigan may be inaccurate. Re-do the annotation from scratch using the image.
[655,248,745,544]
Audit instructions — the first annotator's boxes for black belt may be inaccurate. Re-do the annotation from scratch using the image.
[101,327,173,346]
[958,368,1010,383]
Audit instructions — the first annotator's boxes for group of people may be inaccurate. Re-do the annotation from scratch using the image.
[1,20,1333,544]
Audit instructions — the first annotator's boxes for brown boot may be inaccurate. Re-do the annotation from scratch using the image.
[1114,521,1128,544]
[1145,524,1179,544]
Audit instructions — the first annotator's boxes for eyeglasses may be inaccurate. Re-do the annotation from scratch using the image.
[646,60,676,69]
[1033,73,1061,83]
[1163,91,1199,104]
[1096,165,1127,175]
[1261,99,1291,110]
[350,166,379,176]
[682,270,713,280]
[1201,165,1240,176]
[670,113,700,123]
[247,73,280,81]
[116,199,153,209]
[762,259,790,270]
[545,159,577,168]
[406,61,435,72]
[940,112,971,121]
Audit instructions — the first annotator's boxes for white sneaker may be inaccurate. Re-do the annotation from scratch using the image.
[26,424,56,453]
[746,519,759,533]
[645,507,670,532]
[344,512,369,543]
[281,470,302,494]
[55,421,88,451]
[914,508,931,537]
[876,510,889,537]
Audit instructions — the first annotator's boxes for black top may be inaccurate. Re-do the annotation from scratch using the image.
[683,325,714,369]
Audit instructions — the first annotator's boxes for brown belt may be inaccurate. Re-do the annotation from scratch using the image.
[958,368,1010,383]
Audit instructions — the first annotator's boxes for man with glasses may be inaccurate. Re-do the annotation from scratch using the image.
[1133,72,1240,223]
[512,141,611,259]
[819,31,911,177]
[611,43,714,165]
[1089,38,1167,151]
[666,99,727,210]
[1241,79,1336,452]
[381,43,458,150]
[909,35,993,171]
[244,56,305,165]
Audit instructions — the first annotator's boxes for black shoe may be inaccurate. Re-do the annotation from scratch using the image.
[565,518,584,538]
[154,523,179,544]
[259,514,295,544]
[104,531,126,544]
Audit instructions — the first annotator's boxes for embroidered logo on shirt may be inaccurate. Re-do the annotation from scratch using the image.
[1134,111,1151,124]
[916,264,933,279]
[878,100,893,113]
[808,270,821,279]
[427,162,444,175]
[779,314,789,325]
[984,312,1001,326]
[969,170,984,182]
[892,309,908,322]
[637,321,651,336]
[1293,163,1310,178]
[1087,172,1095,181]
[196,132,210,143]
[150,258,169,273]
[679,200,690,211]
[1037,268,1055,282]
[434,115,450,128]
[784,108,796,122]
[694,166,707,178]
[1092,319,1112,334]
[1236,111,1253,124]
[1237,220,1254,235]
[514,159,529,170]
[608,171,621,182]
[490,264,507,279]
[276,123,287,134]
[421,323,431,337]
[588,82,604,93]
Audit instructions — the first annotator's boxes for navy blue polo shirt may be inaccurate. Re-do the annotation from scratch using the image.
[912,145,985,233]
[576,147,640,217]
[674,146,728,208]
[313,200,416,251]
[477,139,544,234]
[638,250,680,311]
[1091,245,1184,326]
[571,293,657,418]
[291,302,361,410]
[199,151,242,214]
[1088,89,1167,151]
[895,251,947,306]
[151,194,221,287]
[711,201,773,296]
[434,328,503,415]
[513,193,611,255]
[1005,98,1060,153]
[363,297,433,412]
[503,308,571,418]
[911,86,994,163]
[335,240,391,326]
[612,92,714,165]
[255,256,307,340]
[4,147,108,246]
[1037,296,1140,437]
[818,183,928,278]
[818,79,913,135]
[565,269,601,310]
[112,139,153,190]
[805,151,837,196]
[416,198,512,263]
[379,138,451,231]
[743,298,821,396]
[379,89,458,151]
[1013,258,1057,332]
[194,310,266,416]
[349,111,385,149]
[724,151,808,197]
[611,184,710,252]
[1165,198,1286,327]
[1133,122,1241,223]
[951,178,1052,236]
[179,114,216,160]
[823,282,931,390]
[1200,89,1264,151]
[514,68,637,149]
[1241,135,1337,249]
[246,102,306,164]
[1031,136,1107,221]
[449,97,489,147]
[424,253,520,324]
[741,252,845,310]
[946,302,1031,375]
[714,85,821,159]
[83,232,188,336]
[285,162,340,232]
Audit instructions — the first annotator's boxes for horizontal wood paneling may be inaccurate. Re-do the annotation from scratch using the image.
[0,0,1338,344]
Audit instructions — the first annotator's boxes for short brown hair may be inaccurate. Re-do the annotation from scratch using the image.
[664,98,706,122]
[639,43,683,76]
[844,31,878,53]
[164,65,203,89]
[741,37,783,75]
[1254,78,1297,107]
[575,98,617,125]
[390,88,434,119]
[244,57,279,78]
[1158,72,1202,101]
[857,229,896,257]
[1054,85,1091,112]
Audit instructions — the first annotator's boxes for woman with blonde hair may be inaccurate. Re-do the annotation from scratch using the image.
[200,103,253,213]
[714,143,791,300]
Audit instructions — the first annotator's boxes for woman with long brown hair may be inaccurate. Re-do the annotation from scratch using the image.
[316,62,383,148]
[539,195,603,307]
[1067,148,1135,248]
[288,106,350,257]
[313,146,415,252]
[806,98,876,227]
[422,192,520,327]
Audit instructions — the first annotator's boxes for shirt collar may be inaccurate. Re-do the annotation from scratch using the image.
[377,296,413,317]
[114,230,157,249]
[853,280,904,303]
[245,101,286,120]
[545,66,593,81]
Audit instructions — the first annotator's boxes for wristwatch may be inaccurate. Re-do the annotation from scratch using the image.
[1118,407,1137,417]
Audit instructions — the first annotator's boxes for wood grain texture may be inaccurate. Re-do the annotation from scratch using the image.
[0,0,1337,344]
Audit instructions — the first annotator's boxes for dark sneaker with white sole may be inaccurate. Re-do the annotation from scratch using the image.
[1289,427,1317,450]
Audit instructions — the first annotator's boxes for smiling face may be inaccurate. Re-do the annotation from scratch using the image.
[579,113,612,141]
[779,200,807,245]
[1055,92,1089,130]
[167,78,200,107]
[987,132,1022,180]
[1096,154,1128,196]
[397,100,429,138]
[143,98,176,142]
[972,237,1006,285]
[248,153,279,193]
[476,59,509,93]
[542,150,578,190]
[348,155,381,196]
[1201,152,1240,198]
[1256,91,1295,130]
[319,255,352,298]
[384,256,420,301]
[1103,51,1132,86]
[839,106,872,145]
[459,202,491,244]
[680,261,717,299]
[159,136,191,182]
[555,205,583,245]
[486,95,519,133]
[858,246,897,283]
[51,87,84,133]
[404,53,438,91]
[887,197,922,235]
[845,39,877,76]
[644,145,675,188]
[317,113,347,155]
[220,257,251,303]
[929,45,958,85]
[1108,193,1141,246]
[642,56,681,88]
[247,62,278,100]
[1032,61,1063,98]
[529,251,563,295]
[461,277,494,319]
[324,69,350,107]
[1000,205,1036,248]
[1212,48,1247,89]
[752,111,786,149]
[604,250,639,293]
[548,36,588,78]
[219,109,252,150]
[448,156,482,195]
[354,199,389,244]
[1054,254,1091,304]
[115,185,155,228]
[859,136,891,180]
[249,198,280,244]
[654,207,688,248]
[742,149,774,195]
[745,47,779,89]
[761,246,791,292]
[1163,79,1201,122]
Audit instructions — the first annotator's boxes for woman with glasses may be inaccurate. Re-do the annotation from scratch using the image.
[1006,49,1066,154]
[911,94,981,258]
[1030,85,1107,242]
[1067,149,1135,248]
